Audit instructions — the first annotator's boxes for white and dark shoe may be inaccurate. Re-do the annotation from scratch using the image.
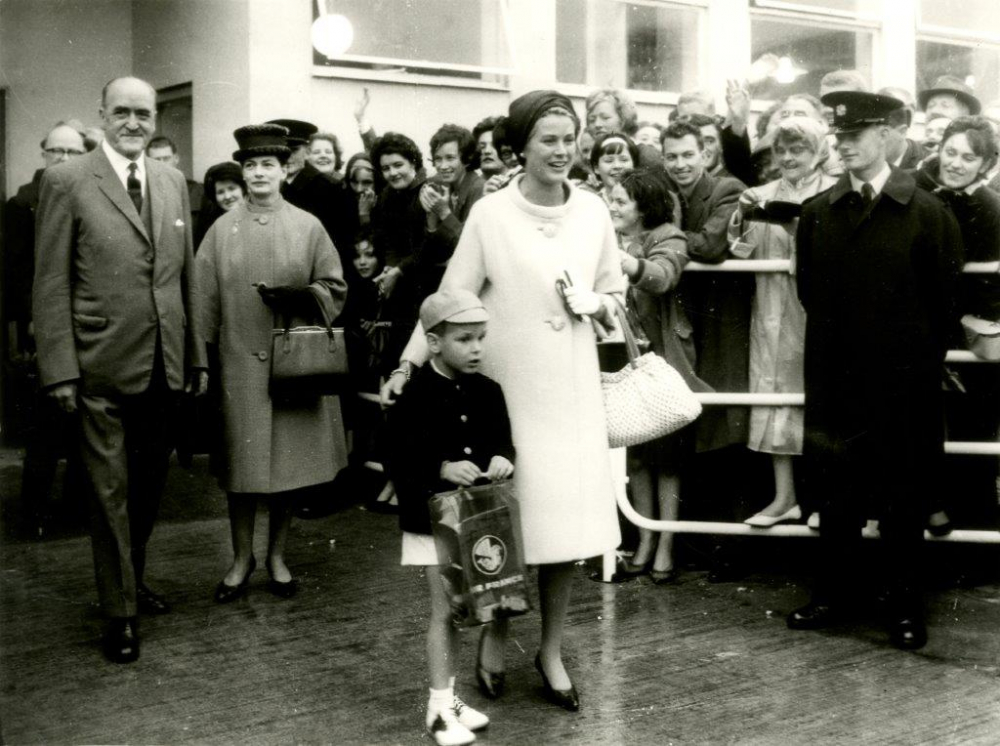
[744,504,801,528]
[453,695,489,731]
[426,708,476,746]
[807,512,820,530]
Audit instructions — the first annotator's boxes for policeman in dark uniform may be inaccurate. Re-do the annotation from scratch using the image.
[267,118,358,274]
[789,91,963,650]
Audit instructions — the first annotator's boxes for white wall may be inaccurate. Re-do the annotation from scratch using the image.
[132,0,251,183]
[1,0,132,194]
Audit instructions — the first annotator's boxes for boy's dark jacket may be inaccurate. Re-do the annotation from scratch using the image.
[386,364,515,535]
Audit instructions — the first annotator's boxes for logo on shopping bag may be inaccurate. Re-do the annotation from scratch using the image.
[472,535,507,575]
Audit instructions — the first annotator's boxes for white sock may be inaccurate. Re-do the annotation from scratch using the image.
[428,686,454,714]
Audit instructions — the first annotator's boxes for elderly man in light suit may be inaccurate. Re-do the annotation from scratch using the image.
[33,76,207,663]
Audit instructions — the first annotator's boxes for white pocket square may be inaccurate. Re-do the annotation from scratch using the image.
[174,218,185,227]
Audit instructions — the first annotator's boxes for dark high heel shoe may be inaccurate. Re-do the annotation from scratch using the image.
[265,560,298,599]
[476,626,505,699]
[214,556,256,604]
[534,654,579,712]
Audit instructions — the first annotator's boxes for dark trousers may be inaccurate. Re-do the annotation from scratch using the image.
[77,349,176,618]
[804,435,929,610]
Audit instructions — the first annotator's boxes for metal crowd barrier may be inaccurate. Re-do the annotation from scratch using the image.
[355,258,1000,581]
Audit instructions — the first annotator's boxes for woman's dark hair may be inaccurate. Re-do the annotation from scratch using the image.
[307,131,345,172]
[370,132,423,173]
[941,115,999,172]
[194,161,248,249]
[429,123,477,166]
[618,168,676,229]
[660,120,704,151]
[589,132,640,172]
[353,224,373,247]
[473,116,503,143]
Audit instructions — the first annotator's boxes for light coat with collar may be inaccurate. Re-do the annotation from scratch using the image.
[33,146,205,395]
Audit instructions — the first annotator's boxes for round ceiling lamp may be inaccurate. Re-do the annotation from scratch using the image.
[311,13,354,58]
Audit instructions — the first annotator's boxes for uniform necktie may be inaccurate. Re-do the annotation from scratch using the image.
[127,162,143,214]
[861,182,874,209]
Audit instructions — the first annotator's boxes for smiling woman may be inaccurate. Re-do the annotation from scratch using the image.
[383,90,626,713]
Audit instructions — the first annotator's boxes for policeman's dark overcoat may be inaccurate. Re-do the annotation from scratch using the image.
[795,167,963,484]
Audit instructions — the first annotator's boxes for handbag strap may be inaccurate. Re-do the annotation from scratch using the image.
[610,296,641,368]
[277,287,336,336]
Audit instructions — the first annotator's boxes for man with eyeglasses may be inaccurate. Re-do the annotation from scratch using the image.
[4,124,87,536]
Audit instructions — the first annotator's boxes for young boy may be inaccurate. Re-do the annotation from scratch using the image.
[387,288,515,746]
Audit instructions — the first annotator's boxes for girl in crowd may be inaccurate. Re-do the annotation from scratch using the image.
[195,123,347,602]
[472,116,507,180]
[634,121,664,152]
[384,90,625,712]
[370,132,428,377]
[345,152,377,227]
[194,161,246,249]
[584,133,639,206]
[610,168,708,582]
[306,131,345,182]
[914,115,1000,532]
[730,118,836,527]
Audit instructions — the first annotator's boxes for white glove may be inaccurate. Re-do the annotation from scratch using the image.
[562,285,604,317]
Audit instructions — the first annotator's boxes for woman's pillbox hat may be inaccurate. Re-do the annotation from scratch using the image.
[232,123,292,162]
[821,91,903,134]
[420,289,489,331]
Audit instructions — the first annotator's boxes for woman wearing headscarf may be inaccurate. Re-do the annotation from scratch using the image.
[729,118,836,527]
[383,91,625,712]
[345,151,378,227]
[195,124,347,602]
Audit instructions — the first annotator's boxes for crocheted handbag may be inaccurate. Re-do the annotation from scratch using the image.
[601,299,702,448]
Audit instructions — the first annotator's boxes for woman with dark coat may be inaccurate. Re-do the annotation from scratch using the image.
[609,168,710,583]
[913,115,1000,531]
[193,161,247,249]
[370,133,428,377]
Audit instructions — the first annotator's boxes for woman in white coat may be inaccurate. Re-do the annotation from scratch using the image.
[383,91,625,711]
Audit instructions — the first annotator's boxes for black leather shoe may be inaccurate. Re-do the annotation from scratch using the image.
[889,616,927,650]
[103,618,140,664]
[787,602,837,630]
[476,627,505,699]
[214,557,256,604]
[265,561,298,599]
[137,584,171,615]
[650,568,679,585]
[535,654,579,712]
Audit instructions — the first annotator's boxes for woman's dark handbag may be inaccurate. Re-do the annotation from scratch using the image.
[601,299,702,448]
[269,300,349,400]
[430,482,532,627]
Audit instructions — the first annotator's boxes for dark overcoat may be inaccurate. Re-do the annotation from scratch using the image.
[795,168,963,484]
[283,161,358,270]
[676,172,751,452]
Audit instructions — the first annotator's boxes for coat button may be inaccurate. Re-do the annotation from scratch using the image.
[257,215,269,225]
[463,447,472,455]
[547,317,566,332]
[541,224,558,238]
[145,253,154,263]
[257,351,269,361]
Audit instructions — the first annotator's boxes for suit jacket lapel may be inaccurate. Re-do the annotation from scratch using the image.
[146,159,165,248]
[93,148,151,244]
